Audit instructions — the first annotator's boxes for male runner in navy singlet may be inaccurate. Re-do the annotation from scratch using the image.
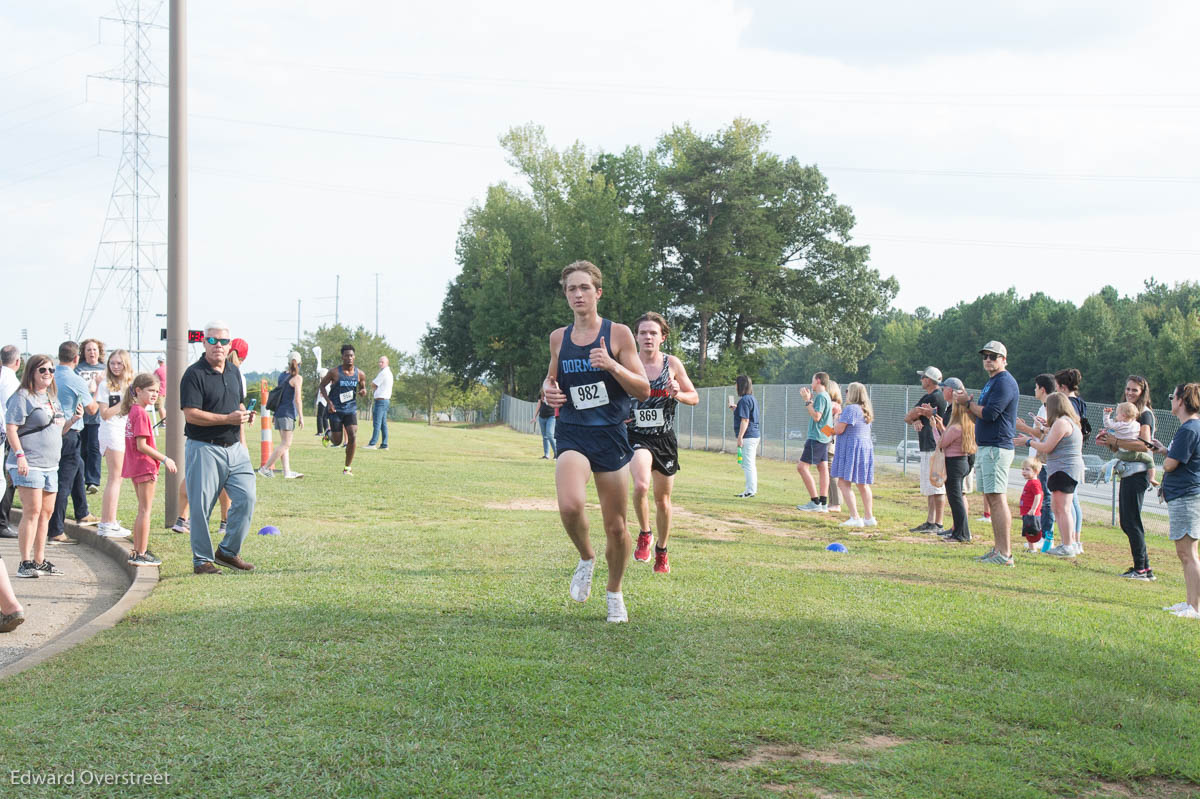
[542,261,650,623]
[318,344,367,475]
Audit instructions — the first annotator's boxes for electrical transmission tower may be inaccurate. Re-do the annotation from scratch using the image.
[77,0,168,368]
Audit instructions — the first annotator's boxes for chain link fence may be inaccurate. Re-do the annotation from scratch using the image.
[500,384,1178,536]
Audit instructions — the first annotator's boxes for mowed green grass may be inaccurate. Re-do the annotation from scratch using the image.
[2,422,1198,798]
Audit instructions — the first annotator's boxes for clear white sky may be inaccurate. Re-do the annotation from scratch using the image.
[3,1,1198,373]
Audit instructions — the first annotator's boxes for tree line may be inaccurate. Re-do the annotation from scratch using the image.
[759,280,1200,404]
[427,118,897,398]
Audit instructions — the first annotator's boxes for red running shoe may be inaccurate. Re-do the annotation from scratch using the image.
[653,549,670,574]
[634,532,653,562]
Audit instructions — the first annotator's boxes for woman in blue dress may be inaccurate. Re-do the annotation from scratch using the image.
[830,381,876,528]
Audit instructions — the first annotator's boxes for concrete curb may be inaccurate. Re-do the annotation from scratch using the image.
[0,511,159,680]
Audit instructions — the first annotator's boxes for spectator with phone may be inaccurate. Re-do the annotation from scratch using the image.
[178,322,257,575]
[1152,383,1200,618]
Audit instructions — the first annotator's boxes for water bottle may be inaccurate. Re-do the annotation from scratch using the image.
[737,446,743,464]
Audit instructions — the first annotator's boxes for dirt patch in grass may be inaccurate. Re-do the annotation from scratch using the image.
[764,786,846,798]
[722,734,907,769]
[485,498,573,512]
[1087,777,1200,798]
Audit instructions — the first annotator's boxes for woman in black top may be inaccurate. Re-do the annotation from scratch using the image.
[1097,375,1157,580]
[531,389,557,459]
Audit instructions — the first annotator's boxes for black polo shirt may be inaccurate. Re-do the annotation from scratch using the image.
[180,355,245,445]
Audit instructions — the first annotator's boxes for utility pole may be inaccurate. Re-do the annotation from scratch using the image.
[164,0,187,524]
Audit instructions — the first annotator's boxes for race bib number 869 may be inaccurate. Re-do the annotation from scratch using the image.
[635,407,664,428]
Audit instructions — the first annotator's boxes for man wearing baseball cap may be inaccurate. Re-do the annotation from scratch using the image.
[905,366,947,533]
[954,341,1019,566]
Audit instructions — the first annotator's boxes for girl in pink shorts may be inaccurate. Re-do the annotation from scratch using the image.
[122,374,176,566]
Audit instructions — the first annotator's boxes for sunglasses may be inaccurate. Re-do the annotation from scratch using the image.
[1168,393,1177,402]
[205,337,231,346]
[36,366,54,375]
[981,353,1001,361]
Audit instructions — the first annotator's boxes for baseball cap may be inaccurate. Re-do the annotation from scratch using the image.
[979,340,1007,358]
[939,377,964,391]
[229,338,249,361]
[917,366,943,382]
[156,354,165,363]
[287,350,302,364]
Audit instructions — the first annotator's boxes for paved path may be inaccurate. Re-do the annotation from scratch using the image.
[0,531,129,670]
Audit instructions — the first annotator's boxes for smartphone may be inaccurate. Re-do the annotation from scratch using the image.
[246,398,259,413]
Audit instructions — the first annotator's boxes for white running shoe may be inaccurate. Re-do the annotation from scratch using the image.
[257,466,274,478]
[1163,601,1190,612]
[1046,545,1075,558]
[96,523,132,539]
[1172,606,1200,619]
[1073,542,1084,555]
[839,517,865,528]
[606,591,628,623]
[283,471,304,479]
[569,559,594,603]
[863,518,878,527]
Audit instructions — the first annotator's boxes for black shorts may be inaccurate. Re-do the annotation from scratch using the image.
[556,422,633,473]
[801,439,829,465]
[328,410,358,433]
[630,432,680,476]
[1046,471,1078,494]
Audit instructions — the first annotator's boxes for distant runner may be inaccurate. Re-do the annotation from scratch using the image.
[627,312,697,575]
[543,261,650,623]
[318,345,367,475]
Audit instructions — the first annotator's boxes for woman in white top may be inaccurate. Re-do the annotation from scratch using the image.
[96,349,134,538]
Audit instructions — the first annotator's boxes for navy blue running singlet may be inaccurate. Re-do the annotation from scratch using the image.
[556,319,630,427]
[331,366,358,414]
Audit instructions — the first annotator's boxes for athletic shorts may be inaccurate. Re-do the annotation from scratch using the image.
[976,447,1015,494]
[919,450,947,496]
[630,432,680,476]
[327,411,357,433]
[801,439,828,465]
[556,421,633,473]
[274,416,296,432]
[1046,471,1078,494]
[1168,493,1200,540]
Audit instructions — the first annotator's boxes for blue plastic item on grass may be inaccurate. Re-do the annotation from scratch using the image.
[826,542,847,553]
[258,525,281,536]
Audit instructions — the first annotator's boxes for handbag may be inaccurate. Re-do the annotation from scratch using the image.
[929,449,947,488]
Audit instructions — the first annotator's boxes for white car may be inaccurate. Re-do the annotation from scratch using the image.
[895,440,921,463]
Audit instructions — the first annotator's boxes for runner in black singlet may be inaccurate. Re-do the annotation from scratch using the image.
[543,261,649,623]
[317,344,367,475]
[627,312,697,575]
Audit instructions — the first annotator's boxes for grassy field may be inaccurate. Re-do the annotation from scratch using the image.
[2,422,1198,798]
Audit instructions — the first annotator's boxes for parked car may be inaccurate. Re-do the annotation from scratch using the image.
[1083,454,1106,484]
[896,440,921,463]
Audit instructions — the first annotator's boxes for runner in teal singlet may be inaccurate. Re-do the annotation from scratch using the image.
[317,344,366,475]
[542,261,649,623]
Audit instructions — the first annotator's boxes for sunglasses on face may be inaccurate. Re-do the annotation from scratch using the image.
[981,353,1000,361]
[205,337,231,346]
[1168,393,1177,402]
[36,366,54,375]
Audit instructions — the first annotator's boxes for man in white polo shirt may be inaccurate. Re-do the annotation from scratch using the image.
[365,355,394,450]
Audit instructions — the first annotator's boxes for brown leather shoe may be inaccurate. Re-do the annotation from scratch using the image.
[214,551,255,571]
[47,534,71,543]
[193,562,223,575]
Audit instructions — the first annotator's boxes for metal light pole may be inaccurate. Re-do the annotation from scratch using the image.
[164,0,187,524]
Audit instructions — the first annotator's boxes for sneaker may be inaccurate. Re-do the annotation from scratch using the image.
[86,484,99,495]
[257,466,274,478]
[129,550,162,567]
[1073,543,1084,555]
[1130,569,1156,581]
[930,524,945,535]
[735,491,755,498]
[653,549,670,574]
[76,514,99,526]
[976,516,990,523]
[1046,545,1075,558]
[218,521,228,536]
[569,559,594,603]
[1163,601,1191,612]
[96,522,132,539]
[633,532,652,563]
[863,518,878,527]
[15,561,39,579]
[606,591,628,623]
[797,500,821,512]
[814,503,829,514]
[909,522,934,533]
[827,506,841,513]
[343,467,353,476]
[321,435,331,448]
[283,471,304,479]
[170,517,190,534]
[362,444,378,450]
[839,517,865,527]
[973,548,997,561]
[0,609,25,633]
[1118,567,1139,579]
[379,446,388,450]
[35,559,63,576]
[981,551,1015,567]
[1173,606,1200,619]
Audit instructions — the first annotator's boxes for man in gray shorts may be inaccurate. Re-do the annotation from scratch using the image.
[796,372,834,512]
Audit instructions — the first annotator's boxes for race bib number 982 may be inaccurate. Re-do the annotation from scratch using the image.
[571,381,609,410]
[635,407,664,428]
[338,390,354,404]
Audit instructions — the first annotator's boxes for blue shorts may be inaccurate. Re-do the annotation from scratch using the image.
[801,439,829,465]
[556,422,633,473]
[327,411,357,433]
[8,466,58,492]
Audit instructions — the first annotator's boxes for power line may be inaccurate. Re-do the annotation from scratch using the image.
[824,165,1200,184]
[190,113,496,150]
[191,166,467,206]
[861,233,1200,258]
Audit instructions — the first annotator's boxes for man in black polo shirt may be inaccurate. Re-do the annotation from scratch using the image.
[905,366,948,533]
[179,321,257,575]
